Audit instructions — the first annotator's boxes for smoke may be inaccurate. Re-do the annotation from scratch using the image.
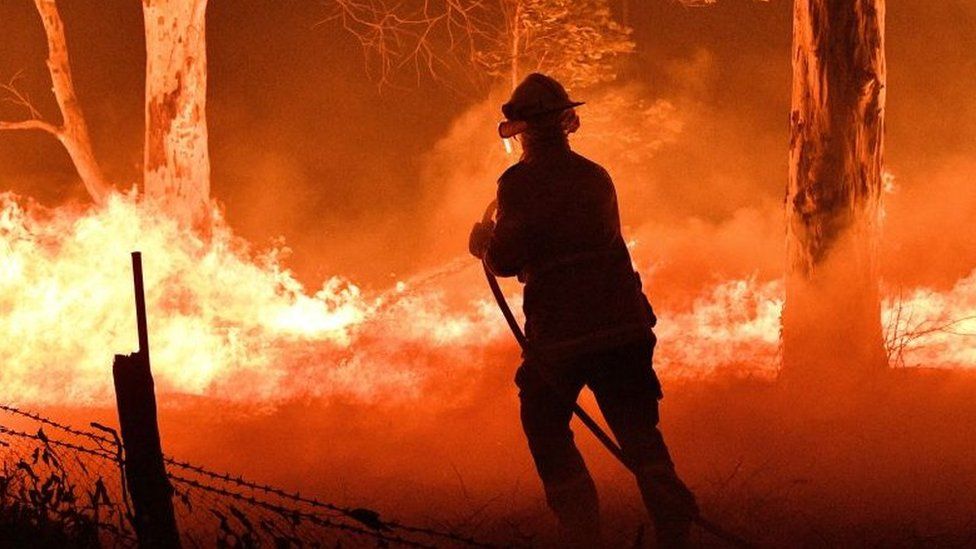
[418,49,786,298]
[2,4,976,543]
[407,44,976,379]
[881,157,976,289]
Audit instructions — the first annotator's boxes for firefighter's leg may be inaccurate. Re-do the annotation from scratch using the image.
[515,362,599,546]
[588,341,698,548]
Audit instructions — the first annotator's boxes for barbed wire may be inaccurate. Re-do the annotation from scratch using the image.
[0,403,116,450]
[164,456,497,547]
[170,473,439,548]
[0,425,117,462]
[1,403,500,548]
[0,422,136,546]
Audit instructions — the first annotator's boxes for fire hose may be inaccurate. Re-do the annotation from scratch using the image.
[478,201,753,548]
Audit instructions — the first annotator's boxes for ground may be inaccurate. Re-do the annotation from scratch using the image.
[38,361,976,547]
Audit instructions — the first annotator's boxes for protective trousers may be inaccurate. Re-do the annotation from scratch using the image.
[515,339,697,547]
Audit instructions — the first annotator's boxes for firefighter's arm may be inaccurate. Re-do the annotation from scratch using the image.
[483,180,529,277]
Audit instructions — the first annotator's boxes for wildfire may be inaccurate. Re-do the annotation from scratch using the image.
[0,192,973,407]
[0,191,507,405]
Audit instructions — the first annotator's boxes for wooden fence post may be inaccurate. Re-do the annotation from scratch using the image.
[114,251,181,548]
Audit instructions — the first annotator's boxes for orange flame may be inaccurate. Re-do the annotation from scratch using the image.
[0,192,973,407]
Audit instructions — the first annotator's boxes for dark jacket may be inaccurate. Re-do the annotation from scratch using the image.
[485,147,656,359]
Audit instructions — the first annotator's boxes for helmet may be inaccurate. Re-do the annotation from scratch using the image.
[501,73,584,122]
[499,73,584,138]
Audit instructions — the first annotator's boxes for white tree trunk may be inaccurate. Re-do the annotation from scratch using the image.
[142,0,211,230]
[783,0,888,381]
[509,1,522,90]
[0,0,111,204]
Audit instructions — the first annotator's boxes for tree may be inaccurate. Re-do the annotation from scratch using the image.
[1,0,633,226]
[142,0,212,230]
[326,0,635,93]
[0,0,212,222]
[782,0,888,380]
[473,0,635,90]
[326,0,489,87]
[0,0,111,204]
[143,0,491,229]
[2,0,492,229]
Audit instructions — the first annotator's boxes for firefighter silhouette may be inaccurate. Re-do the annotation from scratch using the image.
[470,73,698,547]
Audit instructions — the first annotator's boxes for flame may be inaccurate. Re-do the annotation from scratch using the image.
[655,277,783,377]
[0,192,502,405]
[882,277,976,368]
[0,191,974,407]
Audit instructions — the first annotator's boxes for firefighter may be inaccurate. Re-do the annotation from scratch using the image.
[469,73,698,547]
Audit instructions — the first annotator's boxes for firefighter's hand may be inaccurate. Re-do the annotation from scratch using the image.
[468,220,494,259]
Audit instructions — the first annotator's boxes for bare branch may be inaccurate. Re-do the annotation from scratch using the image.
[0,118,61,135]
[0,70,45,120]
[322,0,500,89]
[0,0,111,204]
[0,71,60,136]
[884,289,976,368]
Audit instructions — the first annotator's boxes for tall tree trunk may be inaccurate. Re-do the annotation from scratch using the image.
[783,0,888,382]
[509,0,522,90]
[0,0,112,204]
[142,0,211,230]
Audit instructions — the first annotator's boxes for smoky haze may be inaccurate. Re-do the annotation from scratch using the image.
[2,2,976,545]
[1,0,974,295]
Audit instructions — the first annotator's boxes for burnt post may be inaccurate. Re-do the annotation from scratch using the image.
[114,252,181,548]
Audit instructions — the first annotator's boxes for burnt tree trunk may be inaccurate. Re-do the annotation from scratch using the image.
[142,0,211,230]
[783,0,888,381]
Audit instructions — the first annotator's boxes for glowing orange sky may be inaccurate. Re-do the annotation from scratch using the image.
[0,0,973,291]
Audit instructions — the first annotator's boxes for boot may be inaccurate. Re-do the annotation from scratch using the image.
[548,475,602,547]
[647,472,698,548]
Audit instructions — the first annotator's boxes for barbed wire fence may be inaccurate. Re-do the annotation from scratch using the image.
[0,404,499,548]
[0,408,135,547]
